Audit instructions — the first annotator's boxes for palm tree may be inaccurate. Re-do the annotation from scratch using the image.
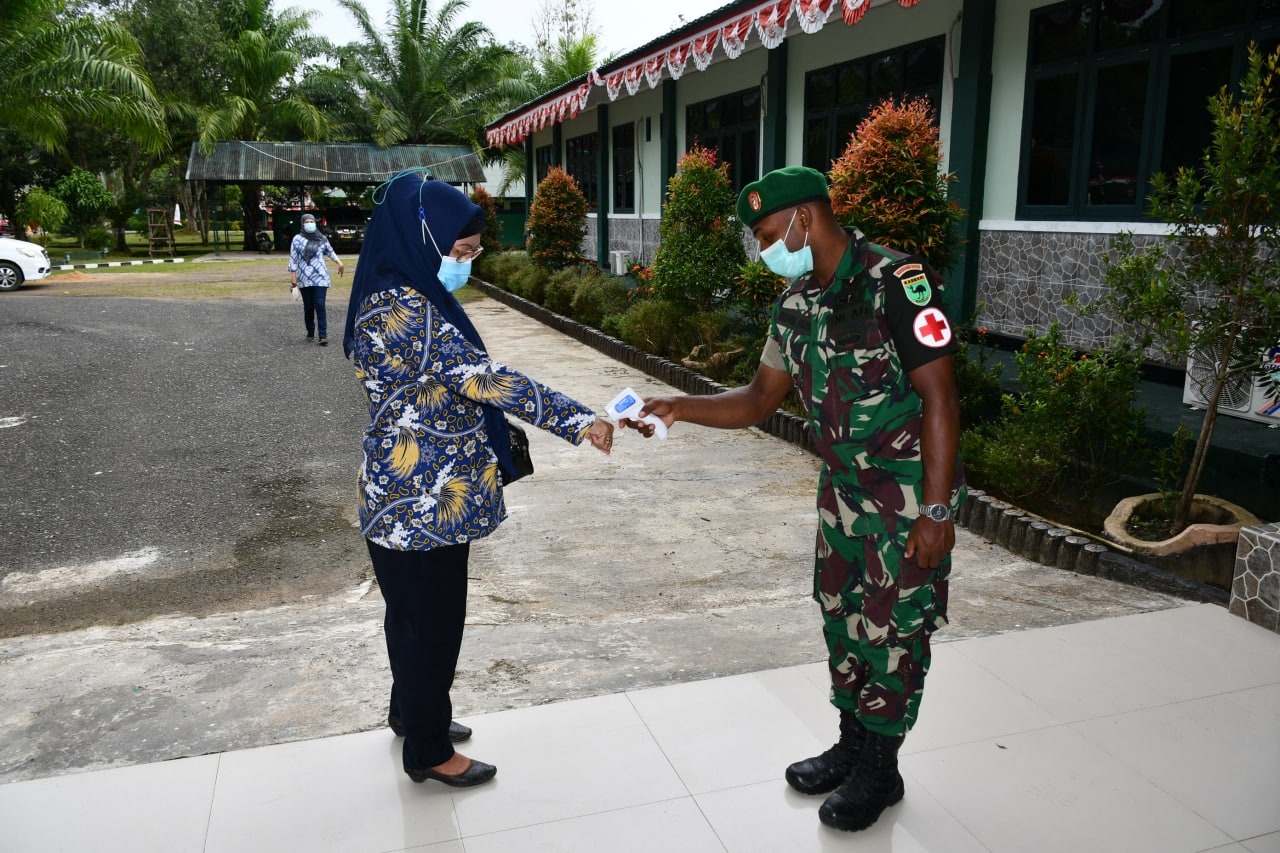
[0,0,165,152]
[494,33,604,195]
[197,0,332,248]
[0,0,165,231]
[336,0,526,147]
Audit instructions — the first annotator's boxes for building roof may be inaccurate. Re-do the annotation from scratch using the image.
[485,0,923,148]
[185,141,487,185]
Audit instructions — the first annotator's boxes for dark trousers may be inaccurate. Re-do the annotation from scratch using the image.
[367,539,470,770]
[299,285,328,338]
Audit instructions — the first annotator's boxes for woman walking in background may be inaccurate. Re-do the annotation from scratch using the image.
[289,212,344,344]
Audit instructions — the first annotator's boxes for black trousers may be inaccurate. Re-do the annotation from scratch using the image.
[367,539,470,770]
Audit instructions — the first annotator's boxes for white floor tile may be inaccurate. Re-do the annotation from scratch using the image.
[401,842,464,853]
[695,775,989,853]
[906,726,1231,853]
[797,660,833,695]
[1073,690,1280,841]
[950,618,1200,722]
[904,644,1059,753]
[462,797,725,853]
[1093,605,1280,696]
[1244,832,1280,853]
[447,693,688,837]
[0,754,218,853]
[204,730,460,853]
[625,666,836,795]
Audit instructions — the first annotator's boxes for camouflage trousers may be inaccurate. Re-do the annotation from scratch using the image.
[814,519,949,737]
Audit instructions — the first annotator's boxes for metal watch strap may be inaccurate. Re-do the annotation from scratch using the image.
[920,503,951,522]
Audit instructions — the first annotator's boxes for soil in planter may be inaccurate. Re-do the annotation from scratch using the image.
[1126,499,1240,543]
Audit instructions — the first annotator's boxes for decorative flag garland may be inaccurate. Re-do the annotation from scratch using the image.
[486,0,923,147]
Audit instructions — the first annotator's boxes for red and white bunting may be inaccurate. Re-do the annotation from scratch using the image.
[841,0,872,25]
[796,0,835,33]
[757,0,794,49]
[666,43,691,80]
[691,28,719,71]
[721,14,754,59]
[645,55,667,88]
[487,0,922,147]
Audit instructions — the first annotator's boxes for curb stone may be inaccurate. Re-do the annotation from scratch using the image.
[471,277,1227,605]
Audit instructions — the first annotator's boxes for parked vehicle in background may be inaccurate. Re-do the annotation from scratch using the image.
[318,207,369,251]
[0,236,52,291]
[0,214,14,237]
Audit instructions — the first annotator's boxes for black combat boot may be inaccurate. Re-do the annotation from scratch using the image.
[817,730,905,832]
[784,708,865,795]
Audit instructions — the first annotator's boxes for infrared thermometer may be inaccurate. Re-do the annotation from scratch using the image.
[605,388,668,439]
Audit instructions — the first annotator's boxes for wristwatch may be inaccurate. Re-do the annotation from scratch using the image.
[920,503,952,522]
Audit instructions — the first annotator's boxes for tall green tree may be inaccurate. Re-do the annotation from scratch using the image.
[197,0,332,248]
[1099,45,1280,535]
[336,0,526,147]
[0,0,165,233]
[55,168,114,247]
[494,32,604,196]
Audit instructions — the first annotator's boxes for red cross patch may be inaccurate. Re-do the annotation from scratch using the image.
[748,191,762,212]
[912,307,952,348]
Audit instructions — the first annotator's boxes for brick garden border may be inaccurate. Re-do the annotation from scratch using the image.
[473,277,1227,606]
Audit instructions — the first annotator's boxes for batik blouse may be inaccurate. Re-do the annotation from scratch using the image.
[352,286,596,551]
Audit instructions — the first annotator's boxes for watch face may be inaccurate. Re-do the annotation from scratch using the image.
[926,504,949,521]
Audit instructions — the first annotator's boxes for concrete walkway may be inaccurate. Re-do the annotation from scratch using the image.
[0,295,1191,788]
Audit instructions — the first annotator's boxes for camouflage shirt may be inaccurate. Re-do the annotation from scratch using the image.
[761,229,962,537]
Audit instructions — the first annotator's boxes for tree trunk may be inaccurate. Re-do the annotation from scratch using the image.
[1174,332,1236,533]
[239,182,262,252]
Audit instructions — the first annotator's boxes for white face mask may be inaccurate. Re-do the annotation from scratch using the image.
[758,210,813,278]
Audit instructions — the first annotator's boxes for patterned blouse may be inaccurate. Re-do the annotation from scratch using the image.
[352,287,596,550]
[287,233,340,288]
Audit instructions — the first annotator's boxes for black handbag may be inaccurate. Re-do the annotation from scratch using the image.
[501,420,534,485]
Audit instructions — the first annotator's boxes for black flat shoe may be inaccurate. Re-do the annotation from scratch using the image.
[406,759,497,787]
[388,715,472,743]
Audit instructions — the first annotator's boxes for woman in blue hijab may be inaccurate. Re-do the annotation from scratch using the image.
[345,172,613,786]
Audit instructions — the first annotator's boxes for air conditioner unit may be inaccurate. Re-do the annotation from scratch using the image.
[609,250,631,276]
[1183,340,1280,427]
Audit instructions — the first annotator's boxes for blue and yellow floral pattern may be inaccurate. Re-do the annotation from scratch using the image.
[353,287,596,550]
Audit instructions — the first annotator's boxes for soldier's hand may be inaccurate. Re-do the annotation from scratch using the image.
[905,516,954,569]
[620,397,676,438]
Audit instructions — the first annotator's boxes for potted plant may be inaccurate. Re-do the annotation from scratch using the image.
[1096,45,1278,560]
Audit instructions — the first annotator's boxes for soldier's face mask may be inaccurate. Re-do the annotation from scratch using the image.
[759,210,813,278]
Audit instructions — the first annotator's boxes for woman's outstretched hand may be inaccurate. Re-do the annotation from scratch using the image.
[586,418,614,455]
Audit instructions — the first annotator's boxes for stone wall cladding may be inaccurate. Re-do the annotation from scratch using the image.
[606,218,662,267]
[472,275,1225,605]
[975,228,1190,357]
[1231,523,1280,632]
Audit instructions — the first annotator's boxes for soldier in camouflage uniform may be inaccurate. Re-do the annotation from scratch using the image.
[625,166,963,833]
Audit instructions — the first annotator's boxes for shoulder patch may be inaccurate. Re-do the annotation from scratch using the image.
[900,273,932,306]
[912,307,953,348]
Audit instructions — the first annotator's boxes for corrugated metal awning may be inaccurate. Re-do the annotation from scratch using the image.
[185,141,486,184]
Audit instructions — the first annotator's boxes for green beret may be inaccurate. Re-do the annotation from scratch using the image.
[736,166,830,229]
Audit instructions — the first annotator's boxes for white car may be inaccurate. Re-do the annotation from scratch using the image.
[0,236,52,291]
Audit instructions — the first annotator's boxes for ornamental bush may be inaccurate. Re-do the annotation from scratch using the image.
[572,274,632,329]
[544,266,593,315]
[527,166,587,270]
[828,97,964,274]
[651,146,747,310]
[468,186,504,255]
[961,324,1148,528]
